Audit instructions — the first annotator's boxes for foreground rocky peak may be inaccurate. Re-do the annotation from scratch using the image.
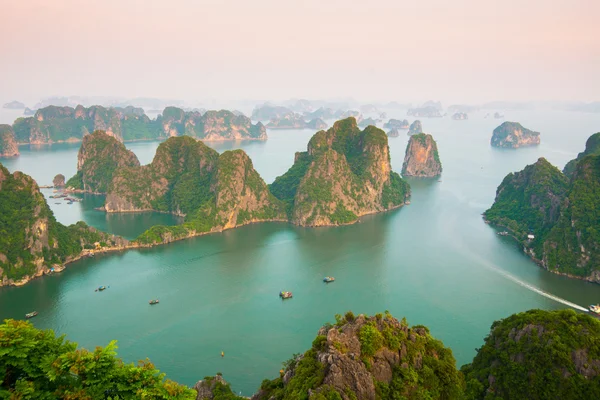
[491,121,540,148]
[407,120,422,135]
[563,132,600,177]
[253,311,463,400]
[66,130,140,193]
[462,309,600,399]
[0,125,19,157]
[401,133,442,177]
[270,117,410,226]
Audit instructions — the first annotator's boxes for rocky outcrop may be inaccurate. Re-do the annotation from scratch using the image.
[66,131,140,193]
[491,121,540,148]
[266,112,307,129]
[451,112,468,120]
[357,117,378,128]
[3,101,25,109]
[11,105,163,144]
[383,119,409,130]
[306,118,328,130]
[251,104,293,121]
[0,125,19,157]
[462,309,600,399]
[0,163,127,286]
[254,312,463,400]
[23,107,36,116]
[335,110,363,123]
[269,118,410,226]
[304,107,335,120]
[105,136,285,244]
[407,120,422,135]
[52,174,65,188]
[401,134,442,177]
[194,375,246,399]
[161,108,267,140]
[563,132,600,177]
[407,106,442,118]
[387,128,400,137]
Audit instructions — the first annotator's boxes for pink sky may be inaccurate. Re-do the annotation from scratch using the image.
[1,0,599,104]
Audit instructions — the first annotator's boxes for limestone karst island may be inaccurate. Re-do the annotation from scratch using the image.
[2,1,600,399]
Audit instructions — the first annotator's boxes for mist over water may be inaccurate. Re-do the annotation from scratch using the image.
[1,108,600,395]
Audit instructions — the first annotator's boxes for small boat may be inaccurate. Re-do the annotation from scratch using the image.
[279,291,293,299]
[95,286,106,292]
[25,311,38,319]
[497,231,509,236]
[323,276,335,283]
[149,299,159,305]
[589,305,600,315]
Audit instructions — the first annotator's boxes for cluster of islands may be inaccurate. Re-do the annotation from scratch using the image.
[1,98,599,399]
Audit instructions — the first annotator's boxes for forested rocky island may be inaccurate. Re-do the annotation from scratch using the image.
[491,121,540,148]
[485,133,600,281]
[3,308,598,399]
[9,105,266,145]
[0,163,127,286]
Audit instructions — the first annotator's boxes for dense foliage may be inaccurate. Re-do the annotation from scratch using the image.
[485,143,600,278]
[563,132,600,177]
[491,121,540,148]
[0,319,194,399]
[462,309,600,400]
[0,163,121,282]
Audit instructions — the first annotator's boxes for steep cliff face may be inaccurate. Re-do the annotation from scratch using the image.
[161,108,266,140]
[266,112,307,129]
[66,131,140,193]
[462,309,600,400]
[0,163,126,286]
[270,118,410,227]
[254,312,463,400]
[401,134,442,177]
[0,125,19,157]
[563,132,600,177]
[543,154,600,280]
[407,120,422,135]
[11,105,163,144]
[491,121,540,148]
[104,136,285,244]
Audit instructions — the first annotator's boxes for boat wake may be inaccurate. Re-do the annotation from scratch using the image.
[467,251,588,312]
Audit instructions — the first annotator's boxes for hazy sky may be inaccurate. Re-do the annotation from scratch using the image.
[1,0,599,105]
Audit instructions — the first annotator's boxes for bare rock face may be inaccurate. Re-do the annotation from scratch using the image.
[0,125,19,157]
[269,118,410,227]
[52,174,65,188]
[407,120,422,135]
[491,121,540,148]
[67,131,140,193]
[253,312,463,400]
[401,133,442,177]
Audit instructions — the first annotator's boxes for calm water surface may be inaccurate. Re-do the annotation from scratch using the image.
[1,109,600,395]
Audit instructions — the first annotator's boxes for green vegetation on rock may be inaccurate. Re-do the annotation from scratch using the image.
[462,309,600,400]
[0,124,19,157]
[0,163,126,283]
[485,135,600,280]
[563,132,600,177]
[255,311,464,400]
[66,130,140,193]
[0,319,194,399]
[491,121,540,148]
[270,118,410,226]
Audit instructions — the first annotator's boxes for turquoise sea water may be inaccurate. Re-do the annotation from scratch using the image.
[1,109,600,395]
